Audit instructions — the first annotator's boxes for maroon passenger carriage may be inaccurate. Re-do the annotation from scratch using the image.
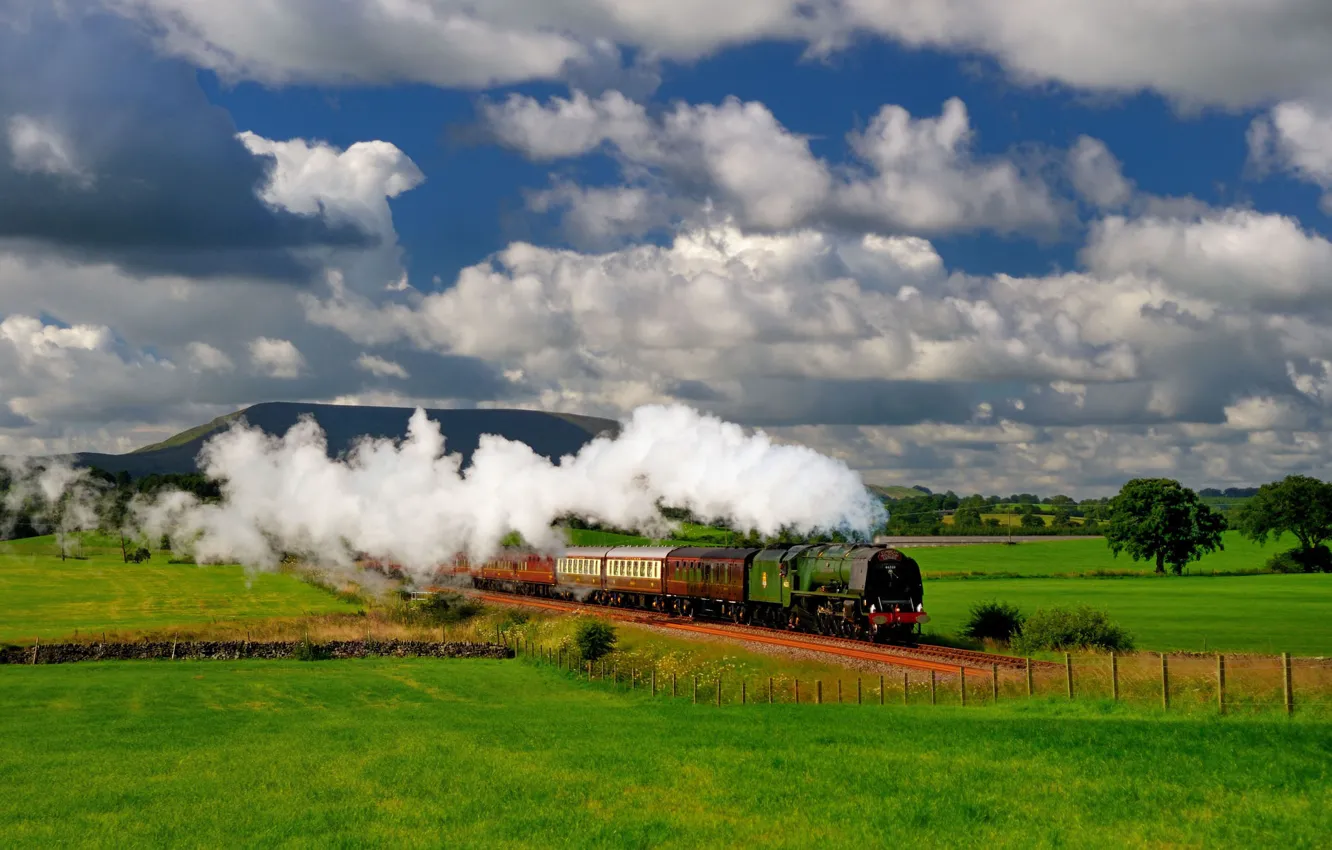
[550,546,675,608]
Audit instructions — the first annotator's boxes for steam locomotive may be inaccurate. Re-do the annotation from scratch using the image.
[461,543,928,644]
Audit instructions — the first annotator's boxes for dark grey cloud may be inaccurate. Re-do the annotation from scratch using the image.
[0,7,372,281]
[727,379,980,428]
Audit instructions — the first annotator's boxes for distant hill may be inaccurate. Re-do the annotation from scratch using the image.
[868,485,924,500]
[71,402,621,478]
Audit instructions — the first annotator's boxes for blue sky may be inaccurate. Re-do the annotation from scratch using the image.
[201,39,1308,285]
[4,2,1332,497]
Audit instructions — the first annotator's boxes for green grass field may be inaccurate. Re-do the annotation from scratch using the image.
[1,659,1327,847]
[903,530,1295,577]
[0,536,359,642]
[920,573,1332,655]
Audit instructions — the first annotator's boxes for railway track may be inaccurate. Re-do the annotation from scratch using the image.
[475,592,1055,677]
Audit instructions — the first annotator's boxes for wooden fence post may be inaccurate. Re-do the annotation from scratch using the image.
[991,663,999,702]
[769,677,774,704]
[1283,652,1293,716]
[741,681,746,705]
[959,667,966,706]
[879,674,885,706]
[1216,654,1225,715]
[837,679,842,704]
[817,680,823,705]
[693,675,698,704]
[1111,652,1119,701]
[1065,653,1074,699]
[903,672,909,705]
[1160,652,1170,710]
[672,672,677,698]
[794,679,799,704]
[929,670,936,705]
[1026,657,1033,697]
[716,675,722,707]
[651,668,657,697]
[587,661,592,680]
[857,677,862,705]
[31,637,38,665]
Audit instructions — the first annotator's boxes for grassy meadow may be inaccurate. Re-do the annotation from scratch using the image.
[2,659,1329,848]
[919,573,1332,656]
[902,530,1295,578]
[899,532,1332,656]
[0,534,360,642]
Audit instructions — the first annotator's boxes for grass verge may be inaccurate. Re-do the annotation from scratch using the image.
[0,659,1327,848]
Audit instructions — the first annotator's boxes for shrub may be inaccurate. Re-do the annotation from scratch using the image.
[1011,606,1134,653]
[408,592,482,625]
[292,636,328,661]
[574,620,617,661]
[960,601,1024,643]
[1267,546,1332,573]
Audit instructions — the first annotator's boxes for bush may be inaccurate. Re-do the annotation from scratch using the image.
[960,601,1024,643]
[1267,546,1332,573]
[1011,606,1134,653]
[574,620,617,661]
[292,636,328,661]
[406,591,482,625]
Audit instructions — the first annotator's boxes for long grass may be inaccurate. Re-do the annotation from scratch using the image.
[1,659,1328,847]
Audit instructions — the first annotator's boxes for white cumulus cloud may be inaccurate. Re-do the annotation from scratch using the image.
[356,352,409,379]
[484,92,1063,238]
[249,337,305,378]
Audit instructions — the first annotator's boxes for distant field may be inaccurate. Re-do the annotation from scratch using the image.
[903,530,1295,577]
[565,521,736,548]
[1,660,1327,847]
[940,512,1091,528]
[0,535,359,642]
[920,573,1332,656]
[868,484,923,500]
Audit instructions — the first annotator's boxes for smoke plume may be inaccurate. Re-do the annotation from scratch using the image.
[136,404,887,579]
[0,455,105,548]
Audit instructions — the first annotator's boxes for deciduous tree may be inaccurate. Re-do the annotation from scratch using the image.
[1236,475,1332,568]
[1105,478,1225,574]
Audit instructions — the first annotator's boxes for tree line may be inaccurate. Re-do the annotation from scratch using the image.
[879,491,1111,536]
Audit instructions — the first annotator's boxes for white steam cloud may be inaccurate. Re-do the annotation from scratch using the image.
[0,455,105,549]
[138,404,885,578]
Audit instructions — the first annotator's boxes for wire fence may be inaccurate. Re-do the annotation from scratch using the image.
[506,633,1332,717]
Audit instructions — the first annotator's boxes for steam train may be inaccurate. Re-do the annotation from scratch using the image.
[456,543,929,645]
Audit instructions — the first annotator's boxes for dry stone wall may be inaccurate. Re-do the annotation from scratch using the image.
[0,640,513,664]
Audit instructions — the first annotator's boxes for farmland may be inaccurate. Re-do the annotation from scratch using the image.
[2,530,1330,847]
[2,660,1329,847]
[896,532,1332,655]
[919,573,1332,655]
[0,535,359,642]
[902,530,1294,578]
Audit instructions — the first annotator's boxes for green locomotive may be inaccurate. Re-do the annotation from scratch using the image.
[747,543,927,642]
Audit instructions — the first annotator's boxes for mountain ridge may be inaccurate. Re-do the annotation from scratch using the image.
[71,402,622,478]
